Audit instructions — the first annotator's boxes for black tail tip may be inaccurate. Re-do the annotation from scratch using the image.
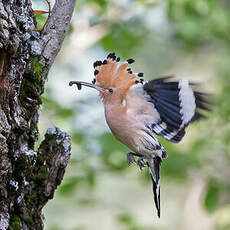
[157,209,160,218]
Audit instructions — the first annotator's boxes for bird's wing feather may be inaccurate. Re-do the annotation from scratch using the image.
[143,77,211,143]
[125,83,161,124]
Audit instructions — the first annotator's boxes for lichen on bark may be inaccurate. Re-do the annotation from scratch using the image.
[0,0,76,229]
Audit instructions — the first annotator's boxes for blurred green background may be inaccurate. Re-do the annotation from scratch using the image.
[32,0,230,229]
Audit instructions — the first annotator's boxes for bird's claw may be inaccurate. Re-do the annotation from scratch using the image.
[126,152,136,166]
[137,157,147,170]
[126,153,149,170]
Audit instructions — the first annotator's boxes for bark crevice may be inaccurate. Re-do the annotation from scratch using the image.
[0,0,76,229]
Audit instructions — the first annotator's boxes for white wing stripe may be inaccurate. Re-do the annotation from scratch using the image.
[178,80,196,128]
[153,122,167,133]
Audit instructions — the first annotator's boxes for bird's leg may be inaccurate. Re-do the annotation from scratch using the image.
[126,152,137,166]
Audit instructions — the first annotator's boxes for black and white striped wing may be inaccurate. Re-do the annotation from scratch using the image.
[143,77,210,143]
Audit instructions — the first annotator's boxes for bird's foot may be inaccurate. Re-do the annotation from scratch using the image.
[137,157,147,170]
[126,153,149,170]
[126,152,136,166]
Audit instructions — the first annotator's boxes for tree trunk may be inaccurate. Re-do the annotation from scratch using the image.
[0,0,76,229]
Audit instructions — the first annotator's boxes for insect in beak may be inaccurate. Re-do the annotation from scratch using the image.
[69,81,104,93]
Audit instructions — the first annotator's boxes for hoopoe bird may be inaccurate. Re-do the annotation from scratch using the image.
[69,52,210,218]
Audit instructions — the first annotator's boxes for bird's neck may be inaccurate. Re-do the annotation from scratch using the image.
[103,95,127,133]
[104,95,125,115]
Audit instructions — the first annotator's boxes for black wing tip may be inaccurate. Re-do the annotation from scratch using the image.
[191,111,207,123]
[192,90,213,123]
[194,91,213,109]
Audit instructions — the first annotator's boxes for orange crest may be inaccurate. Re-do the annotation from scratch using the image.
[93,53,144,93]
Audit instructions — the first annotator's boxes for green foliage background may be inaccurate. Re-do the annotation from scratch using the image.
[33,0,230,229]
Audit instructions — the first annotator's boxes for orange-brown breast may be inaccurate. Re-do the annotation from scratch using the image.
[103,96,138,151]
[103,84,161,155]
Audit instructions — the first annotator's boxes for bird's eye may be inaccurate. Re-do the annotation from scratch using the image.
[108,88,113,93]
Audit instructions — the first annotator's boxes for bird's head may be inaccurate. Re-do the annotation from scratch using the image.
[69,52,144,103]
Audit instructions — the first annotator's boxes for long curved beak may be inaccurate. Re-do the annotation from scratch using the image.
[69,81,104,92]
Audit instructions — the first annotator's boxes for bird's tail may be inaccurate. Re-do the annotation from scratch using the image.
[147,156,162,218]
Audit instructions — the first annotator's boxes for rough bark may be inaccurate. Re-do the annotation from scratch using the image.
[0,0,76,229]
